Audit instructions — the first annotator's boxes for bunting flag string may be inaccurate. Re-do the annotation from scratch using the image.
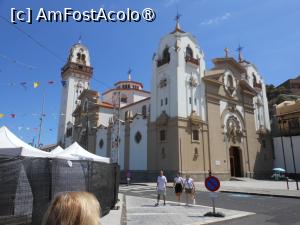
[0,111,100,119]
[0,80,66,88]
[0,53,37,70]
[9,125,55,133]
[33,81,40,88]
[0,112,66,119]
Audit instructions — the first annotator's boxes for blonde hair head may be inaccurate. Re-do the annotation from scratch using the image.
[42,192,101,225]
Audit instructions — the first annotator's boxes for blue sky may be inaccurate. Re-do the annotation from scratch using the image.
[0,0,299,146]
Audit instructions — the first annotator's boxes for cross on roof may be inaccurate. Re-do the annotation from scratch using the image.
[175,10,182,23]
[78,35,82,44]
[236,44,244,62]
[128,67,132,81]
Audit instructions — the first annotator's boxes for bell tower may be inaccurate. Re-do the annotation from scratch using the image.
[148,17,208,177]
[150,17,206,122]
[57,41,93,147]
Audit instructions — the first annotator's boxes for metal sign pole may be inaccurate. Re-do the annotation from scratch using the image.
[212,197,215,214]
[204,176,224,217]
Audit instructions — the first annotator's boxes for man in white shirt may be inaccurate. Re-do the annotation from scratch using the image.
[155,170,167,206]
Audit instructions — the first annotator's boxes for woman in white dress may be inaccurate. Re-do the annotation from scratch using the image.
[184,174,195,206]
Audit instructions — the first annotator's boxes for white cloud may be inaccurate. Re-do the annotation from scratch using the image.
[201,12,232,25]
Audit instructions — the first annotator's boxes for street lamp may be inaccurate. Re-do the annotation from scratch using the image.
[277,117,289,190]
[115,118,125,165]
[286,118,299,190]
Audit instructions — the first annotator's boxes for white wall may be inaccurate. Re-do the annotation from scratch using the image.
[57,76,89,145]
[273,136,300,173]
[99,108,113,127]
[129,115,147,170]
[121,99,150,120]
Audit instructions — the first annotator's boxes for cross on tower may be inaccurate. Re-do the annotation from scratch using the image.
[174,9,182,31]
[236,44,243,62]
[128,67,132,81]
[175,10,182,23]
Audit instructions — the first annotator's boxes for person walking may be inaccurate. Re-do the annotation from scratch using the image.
[155,170,167,206]
[173,173,184,204]
[126,170,131,186]
[184,174,195,206]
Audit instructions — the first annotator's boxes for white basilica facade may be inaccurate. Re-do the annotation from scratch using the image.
[57,21,272,181]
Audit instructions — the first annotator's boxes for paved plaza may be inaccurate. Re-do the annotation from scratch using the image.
[103,179,300,225]
[125,195,254,225]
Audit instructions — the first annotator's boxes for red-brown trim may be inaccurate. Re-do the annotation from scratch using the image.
[114,80,144,88]
[102,88,150,96]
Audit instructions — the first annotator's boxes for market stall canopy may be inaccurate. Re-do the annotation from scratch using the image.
[56,142,110,163]
[0,126,50,157]
[50,146,64,155]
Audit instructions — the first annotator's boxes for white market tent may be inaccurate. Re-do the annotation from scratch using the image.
[50,146,64,155]
[55,142,110,163]
[0,126,50,158]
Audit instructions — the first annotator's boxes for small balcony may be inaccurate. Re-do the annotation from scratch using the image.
[254,82,262,89]
[157,58,170,67]
[185,56,199,66]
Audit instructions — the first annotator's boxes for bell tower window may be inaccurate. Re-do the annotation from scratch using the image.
[157,46,170,67]
[185,45,199,65]
[186,46,193,58]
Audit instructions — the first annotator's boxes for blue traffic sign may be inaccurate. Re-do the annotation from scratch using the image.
[205,176,220,192]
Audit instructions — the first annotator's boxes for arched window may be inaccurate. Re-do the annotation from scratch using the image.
[99,139,104,149]
[227,75,234,88]
[81,54,86,64]
[77,53,81,60]
[162,46,170,63]
[186,46,193,58]
[135,131,142,144]
[142,105,147,118]
[253,73,257,86]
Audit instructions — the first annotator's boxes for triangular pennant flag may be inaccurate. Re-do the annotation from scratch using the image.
[33,81,40,88]
[20,82,27,89]
[0,113,4,118]
[61,80,67,87]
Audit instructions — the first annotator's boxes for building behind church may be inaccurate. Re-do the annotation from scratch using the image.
[57,21,273,181]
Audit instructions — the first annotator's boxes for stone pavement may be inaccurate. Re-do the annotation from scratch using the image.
[102,179,300,225]
[137,178,300,198]
[102,193,124,225]
[126,195,254,225]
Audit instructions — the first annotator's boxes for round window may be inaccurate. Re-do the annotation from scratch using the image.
[135,131,142,144]
[99,139,104,149]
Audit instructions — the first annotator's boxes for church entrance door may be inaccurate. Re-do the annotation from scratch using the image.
[229,147,242,177]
